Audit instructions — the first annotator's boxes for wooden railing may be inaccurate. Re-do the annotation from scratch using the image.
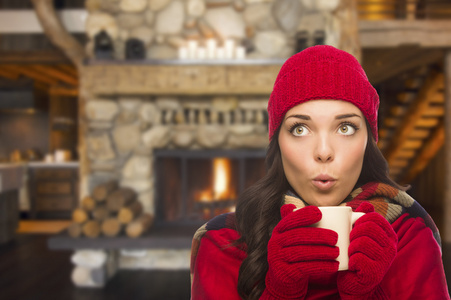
[358,0,451,20]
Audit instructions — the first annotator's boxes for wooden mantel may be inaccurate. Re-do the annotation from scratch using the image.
[81,62,283,96]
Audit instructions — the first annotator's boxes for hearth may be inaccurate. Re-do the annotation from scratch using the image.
[154,149,266,226]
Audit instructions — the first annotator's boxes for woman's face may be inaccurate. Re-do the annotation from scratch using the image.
[278,100,368,206]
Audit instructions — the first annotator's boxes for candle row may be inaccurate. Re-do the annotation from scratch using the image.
[178,39,246,60]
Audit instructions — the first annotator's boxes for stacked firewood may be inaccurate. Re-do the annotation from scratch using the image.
[67,180,153,238]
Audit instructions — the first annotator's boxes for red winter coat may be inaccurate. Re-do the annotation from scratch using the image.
[190,183,450,299]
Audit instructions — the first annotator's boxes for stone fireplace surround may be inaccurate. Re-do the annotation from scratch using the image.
[52,61,283,287]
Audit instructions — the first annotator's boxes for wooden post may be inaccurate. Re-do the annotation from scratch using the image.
[444,50,451,243]
[335,0,361,62]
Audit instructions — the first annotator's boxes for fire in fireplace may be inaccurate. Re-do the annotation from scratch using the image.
[154,150,266,226]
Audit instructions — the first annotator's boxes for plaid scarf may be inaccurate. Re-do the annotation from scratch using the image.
[284,181,441,248]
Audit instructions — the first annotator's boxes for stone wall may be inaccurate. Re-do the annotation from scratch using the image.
[85,0,341,60]
[82,95,268,215]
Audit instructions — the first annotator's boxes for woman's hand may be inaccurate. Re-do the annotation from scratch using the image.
[263,204,339,299]
[337,202,398,299]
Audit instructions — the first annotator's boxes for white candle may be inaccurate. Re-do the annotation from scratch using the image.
[197,47,206,60]
[224,39,235,59]
[187,40,198,59]
[216,47,225,60]
[206,39,217,59]
[178,47,188,59]
[235,46,246,59]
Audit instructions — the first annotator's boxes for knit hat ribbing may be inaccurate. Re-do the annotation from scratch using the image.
[267,45,379,142]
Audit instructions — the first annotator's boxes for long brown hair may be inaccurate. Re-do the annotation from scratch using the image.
[235,119,407,299]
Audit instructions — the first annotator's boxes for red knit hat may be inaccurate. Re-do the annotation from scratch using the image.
[268,45,379,142]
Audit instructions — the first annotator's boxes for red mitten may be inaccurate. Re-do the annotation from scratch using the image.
[262,204,339,299]
[337,202,398,299]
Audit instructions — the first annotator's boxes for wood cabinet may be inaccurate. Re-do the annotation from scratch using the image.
[29,164,79,219]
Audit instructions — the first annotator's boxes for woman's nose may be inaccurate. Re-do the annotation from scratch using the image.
[314,136,334,162]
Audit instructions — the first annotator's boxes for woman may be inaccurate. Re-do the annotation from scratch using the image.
[190,45,449,299]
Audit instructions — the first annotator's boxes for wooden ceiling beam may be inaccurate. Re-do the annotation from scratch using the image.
[49,86,79,97]
[362,48,444,85]
[0,68,20,80]
[29,64,78,86]
[55,64,78,78]
[0,50,70,64]
[383,72,444,165]
[1,64,59,86]
[400,122,445,184]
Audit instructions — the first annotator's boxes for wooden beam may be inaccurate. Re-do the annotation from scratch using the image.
[0,50,69,64]
[444,50,451,242]
[359,20,451,48]
[400,122,444,184]
[29,64,78,86]
[1,64,59,85]
[384,72,444,165]
[31,0,85,70]
[55,64,78,78]
[49,86,79,97]
[0,68,20,80]
[363,47,444,85]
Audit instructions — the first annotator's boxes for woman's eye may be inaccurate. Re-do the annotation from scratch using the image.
[338,124,356,135]
[292,125,309,136]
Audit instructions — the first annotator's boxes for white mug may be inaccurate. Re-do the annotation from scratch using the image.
[312,206,365,271]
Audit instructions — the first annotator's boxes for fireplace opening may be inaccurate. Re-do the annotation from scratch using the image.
[154,149,266,226]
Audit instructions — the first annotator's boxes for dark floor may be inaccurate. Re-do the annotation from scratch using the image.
[1,234,451,300]
[0,234,191,300]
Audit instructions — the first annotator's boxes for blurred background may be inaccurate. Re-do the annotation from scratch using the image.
[0,0,451,299]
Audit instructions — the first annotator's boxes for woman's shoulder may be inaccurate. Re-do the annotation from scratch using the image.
[192,212,239,245]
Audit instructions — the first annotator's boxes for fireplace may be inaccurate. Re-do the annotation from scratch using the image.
[154,149,266,226]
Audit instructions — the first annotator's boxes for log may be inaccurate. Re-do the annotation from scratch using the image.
[68,222,83,238]
[92,205,109,221]
[92,180,118,202]
[118,200,143,224]
[101,218,122,237]
[82,220,101,238]
[81,196,96,211]
[126,213,154,238]
[106,188,136,212]
[72,208,88,224]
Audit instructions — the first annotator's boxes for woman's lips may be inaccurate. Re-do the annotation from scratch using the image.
[312,174,337,191]
[312,179,336,191]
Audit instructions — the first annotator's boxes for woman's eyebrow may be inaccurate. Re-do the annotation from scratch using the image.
[286,114,310,120]
[335,113,361,120]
